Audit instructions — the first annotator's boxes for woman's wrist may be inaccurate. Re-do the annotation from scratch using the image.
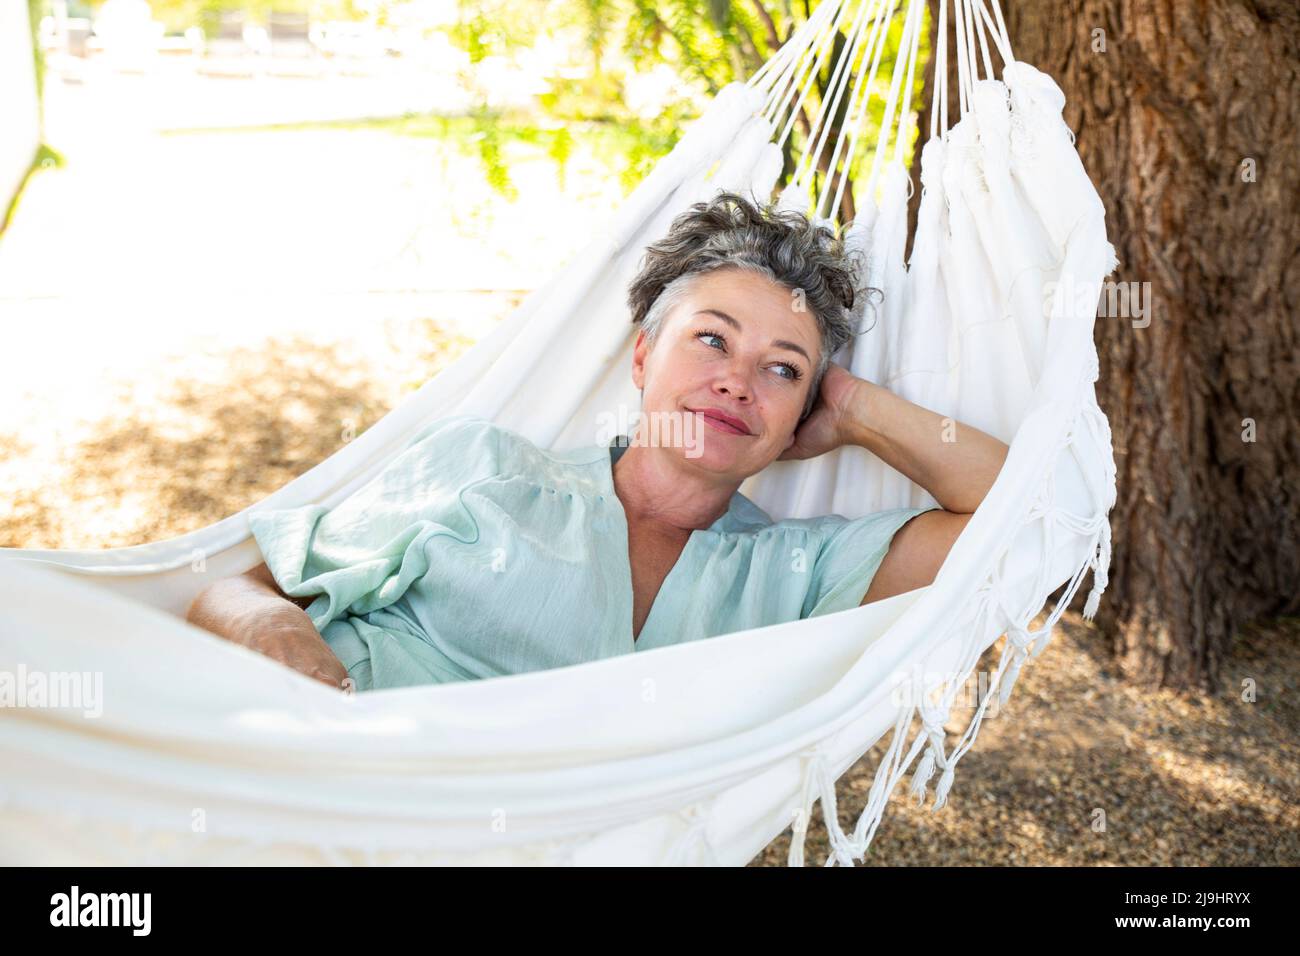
[840,376,888,451]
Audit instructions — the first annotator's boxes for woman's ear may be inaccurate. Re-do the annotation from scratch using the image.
[631,329,648,390]
[783,429,796,450]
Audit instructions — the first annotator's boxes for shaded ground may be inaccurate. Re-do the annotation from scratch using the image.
[754,610,1299,866]
[1,327,1295,866]
[0,320,481,550]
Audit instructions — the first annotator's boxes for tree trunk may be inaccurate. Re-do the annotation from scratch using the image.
[991,0,1300,690]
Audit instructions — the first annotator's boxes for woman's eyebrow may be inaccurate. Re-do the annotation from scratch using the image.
[692,309,811,363]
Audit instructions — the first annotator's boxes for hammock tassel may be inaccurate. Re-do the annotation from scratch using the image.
[908,747,937,805]
[1082,518,1111,621]
[999,649,1027,706]
[912,703,953,812]
[924,733,956,813]
[787,823,808,868]
[931,765,957,812]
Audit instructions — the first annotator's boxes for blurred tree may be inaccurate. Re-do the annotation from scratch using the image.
[440,0,926,214]
[29,0,46,106]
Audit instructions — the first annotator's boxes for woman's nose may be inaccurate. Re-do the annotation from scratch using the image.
[712,364,754,402]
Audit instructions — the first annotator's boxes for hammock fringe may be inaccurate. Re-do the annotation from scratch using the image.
[778,389,1115,867]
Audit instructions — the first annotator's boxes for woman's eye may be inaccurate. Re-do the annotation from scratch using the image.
[696,331,800,381]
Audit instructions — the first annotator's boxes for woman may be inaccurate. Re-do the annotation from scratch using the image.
[185,191,1009,691]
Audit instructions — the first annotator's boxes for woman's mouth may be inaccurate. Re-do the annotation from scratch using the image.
[687,407,752,436]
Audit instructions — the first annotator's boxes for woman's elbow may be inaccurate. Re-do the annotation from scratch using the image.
[184,572,253,630]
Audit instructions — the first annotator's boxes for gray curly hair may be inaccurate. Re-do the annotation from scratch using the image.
[626,189,875,423]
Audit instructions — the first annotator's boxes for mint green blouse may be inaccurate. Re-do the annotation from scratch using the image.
[247,414,934,691]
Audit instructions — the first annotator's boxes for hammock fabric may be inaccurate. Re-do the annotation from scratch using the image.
[0,0,1117,866]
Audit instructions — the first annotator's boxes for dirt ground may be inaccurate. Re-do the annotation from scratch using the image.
[1,328,1295,867]
[755,609,1299,866]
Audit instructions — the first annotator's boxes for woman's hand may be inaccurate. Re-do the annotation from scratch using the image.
[231,609,350,689]
[778,363,865,461]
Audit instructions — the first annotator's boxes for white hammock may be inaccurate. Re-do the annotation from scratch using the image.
[0,0,1117,866]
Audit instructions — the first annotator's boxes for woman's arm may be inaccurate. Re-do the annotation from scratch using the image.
[847,377,1008,604]
[843,378,1009,516]
[780,364,1010,604]
[185,564,350,688]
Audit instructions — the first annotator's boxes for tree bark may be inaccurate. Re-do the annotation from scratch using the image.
[992,0,1300,690]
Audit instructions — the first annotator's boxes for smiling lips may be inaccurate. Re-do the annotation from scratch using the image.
[687,407,752,436]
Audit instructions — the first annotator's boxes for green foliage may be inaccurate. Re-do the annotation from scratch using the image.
[58,0,929,214]
[2,145,64,237]
[28,0,45,111]
[468,106,515,199]
[440,1,929,208]
[32,142,64,170]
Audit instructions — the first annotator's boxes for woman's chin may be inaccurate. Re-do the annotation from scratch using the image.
[675,440,753,474]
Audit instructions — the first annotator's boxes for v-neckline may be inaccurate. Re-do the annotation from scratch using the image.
[603,437,725,651]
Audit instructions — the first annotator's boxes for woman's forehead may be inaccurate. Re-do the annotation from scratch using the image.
[688,267,788,301]
[670,270,820,350]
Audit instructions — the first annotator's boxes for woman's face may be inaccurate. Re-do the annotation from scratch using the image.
[631,267,821,481]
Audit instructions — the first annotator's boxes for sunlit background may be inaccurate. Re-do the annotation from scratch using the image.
[1,0,787,550]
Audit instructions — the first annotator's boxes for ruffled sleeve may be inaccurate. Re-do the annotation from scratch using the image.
[801,506,940,618]
[246,413,503,633]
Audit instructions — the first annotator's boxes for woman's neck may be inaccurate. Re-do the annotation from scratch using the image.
[612,441,738,534]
